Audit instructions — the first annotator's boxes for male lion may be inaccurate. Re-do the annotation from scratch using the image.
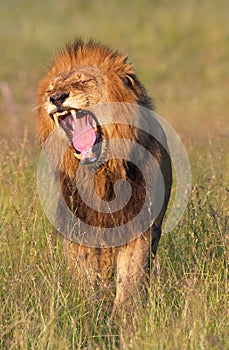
[37,39,172,314]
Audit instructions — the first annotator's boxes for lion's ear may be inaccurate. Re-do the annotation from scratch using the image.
[124,72,137,88]
[122,69,142,94]
[120,57,138,89]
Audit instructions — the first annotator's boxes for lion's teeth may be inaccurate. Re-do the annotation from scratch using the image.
[53,113,60,127]
[74,152,82,160]
[71,109,77,123]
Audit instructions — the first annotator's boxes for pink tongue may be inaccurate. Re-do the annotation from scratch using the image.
[72,116,96,152]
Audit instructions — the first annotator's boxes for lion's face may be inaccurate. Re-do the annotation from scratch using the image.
[37,40,152,166]
[42,67,109,164]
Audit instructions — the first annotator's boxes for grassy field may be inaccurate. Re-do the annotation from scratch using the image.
[0,0,228,349]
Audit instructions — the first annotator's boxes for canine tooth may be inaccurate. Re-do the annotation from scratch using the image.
[71,109,77,123]
[74,152,82,160]
[53,114,60,127]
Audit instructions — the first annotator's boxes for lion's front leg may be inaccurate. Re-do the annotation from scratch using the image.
[63,239,116,300]
[63,238,100,295]
[112,231,151,317]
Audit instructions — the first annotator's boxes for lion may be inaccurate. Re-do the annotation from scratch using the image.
[37,39,172,315]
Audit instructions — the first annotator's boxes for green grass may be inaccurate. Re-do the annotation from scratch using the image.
[0,0,228,349]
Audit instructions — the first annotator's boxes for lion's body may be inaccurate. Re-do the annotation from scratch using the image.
[37,39,172,314]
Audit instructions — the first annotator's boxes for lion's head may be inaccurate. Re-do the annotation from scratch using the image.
[37,39,152,166]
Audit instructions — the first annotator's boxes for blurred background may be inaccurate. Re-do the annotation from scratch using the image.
[0,0,228,178]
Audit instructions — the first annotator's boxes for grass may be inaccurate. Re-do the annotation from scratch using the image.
[0,0,228,349]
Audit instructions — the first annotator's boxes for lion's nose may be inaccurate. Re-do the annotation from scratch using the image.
[50,92,69,106]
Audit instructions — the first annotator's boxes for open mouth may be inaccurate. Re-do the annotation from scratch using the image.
[50,109,102,164]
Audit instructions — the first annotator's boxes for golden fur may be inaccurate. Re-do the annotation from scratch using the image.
[37,39,172,314]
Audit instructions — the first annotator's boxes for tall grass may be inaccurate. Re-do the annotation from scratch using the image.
[0,0,228,348]
[0,138,228,349]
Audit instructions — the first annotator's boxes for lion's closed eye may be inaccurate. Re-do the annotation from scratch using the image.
[72,78,96,89]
